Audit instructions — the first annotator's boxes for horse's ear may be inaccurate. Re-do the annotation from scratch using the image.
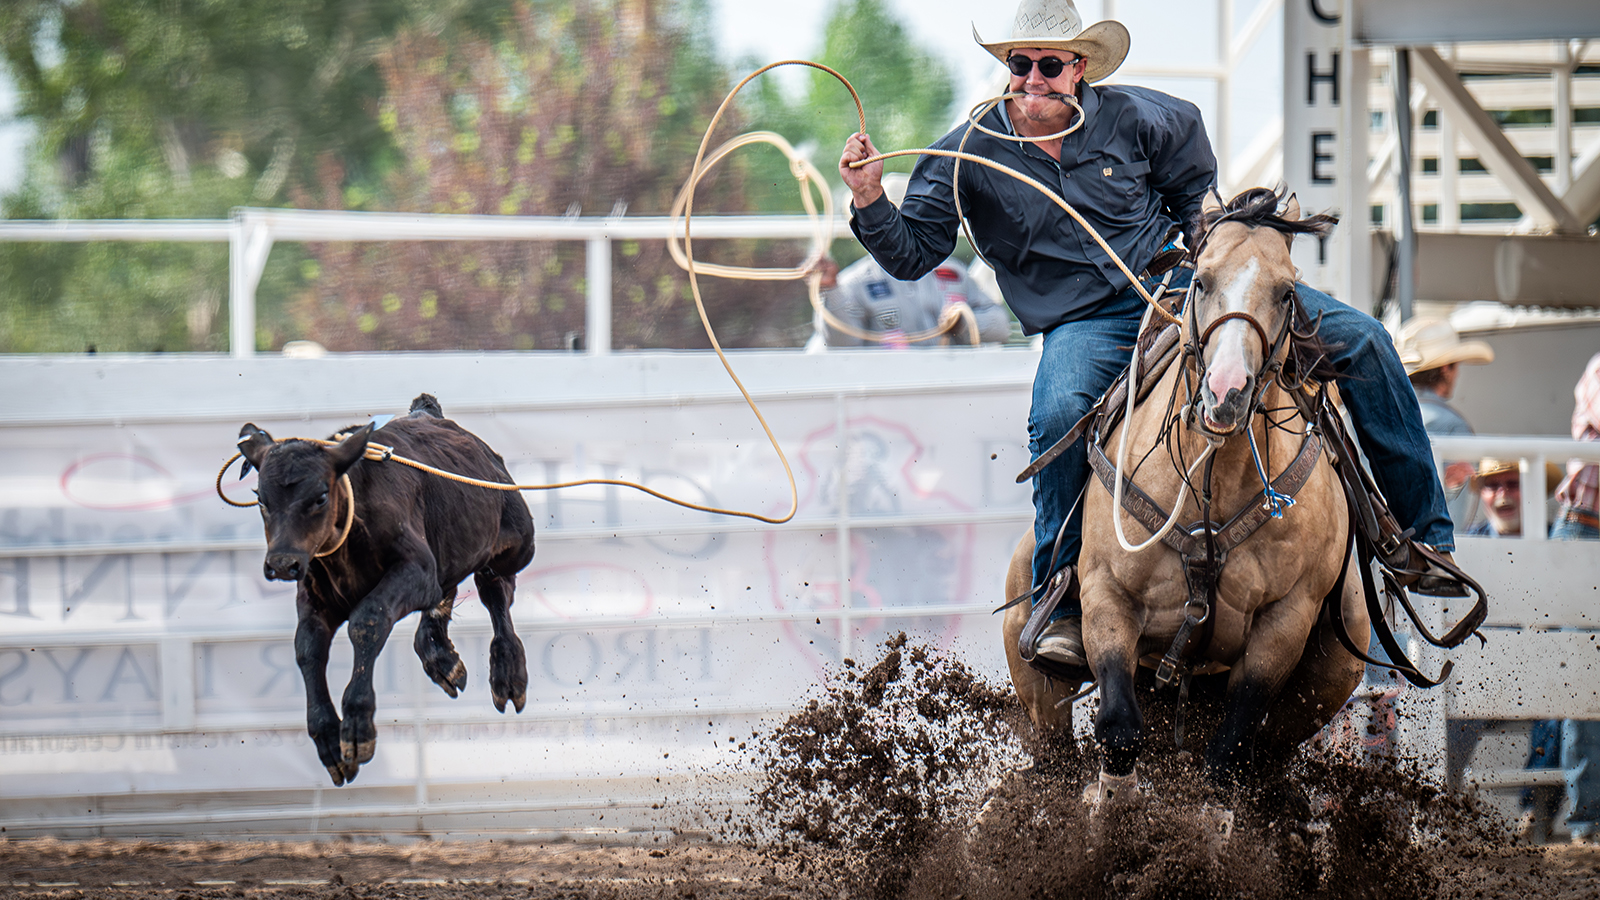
[326,423,373,476]
[1281,193,1302,222]
[237,424,274,477]
[1201,189,1224,217]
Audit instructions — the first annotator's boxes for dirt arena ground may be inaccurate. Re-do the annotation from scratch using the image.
[1,835,1598,899]
[8,639,1599,899]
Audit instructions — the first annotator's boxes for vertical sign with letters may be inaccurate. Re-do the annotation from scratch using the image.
[1283,0,1371,307]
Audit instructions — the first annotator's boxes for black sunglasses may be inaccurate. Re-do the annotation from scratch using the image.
[1006,54,1081,79]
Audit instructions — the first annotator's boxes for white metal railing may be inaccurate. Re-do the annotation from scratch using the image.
[0,209,851,359]
[1429,434,1600,539]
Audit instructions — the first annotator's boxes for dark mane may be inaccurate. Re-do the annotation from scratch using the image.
[1192,186,1343,385]
[1191,186,1339,241]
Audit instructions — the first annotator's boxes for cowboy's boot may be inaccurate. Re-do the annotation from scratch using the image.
[1019,566,1089,674]
[1400,541,1471,598]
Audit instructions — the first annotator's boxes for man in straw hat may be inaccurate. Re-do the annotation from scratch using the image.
[1466,458,1563,538]
[839,0,1463,671]
[1394,316,1495,527]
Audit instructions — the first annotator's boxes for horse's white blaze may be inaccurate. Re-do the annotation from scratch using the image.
[1205,257,1260,403]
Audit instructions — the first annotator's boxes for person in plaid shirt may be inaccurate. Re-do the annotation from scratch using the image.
[1553,352,1600,541]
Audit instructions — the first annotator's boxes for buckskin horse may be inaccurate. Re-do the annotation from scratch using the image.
[1004,189,1377,802]
[238,394,535,786]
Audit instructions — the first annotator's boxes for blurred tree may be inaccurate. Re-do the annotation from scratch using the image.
[739,0,956,213]
[0,0,492,351]
[293,0,810,351]
[0,0,819,352]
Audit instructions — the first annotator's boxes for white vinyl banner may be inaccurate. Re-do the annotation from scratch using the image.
[0,351,1037,836]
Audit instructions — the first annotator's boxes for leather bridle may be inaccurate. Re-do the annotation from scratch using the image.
[1180,214,1300,440]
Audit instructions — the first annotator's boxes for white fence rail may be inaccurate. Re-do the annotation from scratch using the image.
[0,209,851,358]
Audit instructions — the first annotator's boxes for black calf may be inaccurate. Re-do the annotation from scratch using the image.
[238,394,535,786]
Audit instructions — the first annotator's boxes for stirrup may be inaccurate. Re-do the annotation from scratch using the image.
[1387,541,1471,598]
[1019,566,1089,682]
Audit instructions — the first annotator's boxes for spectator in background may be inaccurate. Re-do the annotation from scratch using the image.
[1552,353,1600,541]
[1554,353,1600,843]
[1464,458,1562,538]
[1394,317,1495,530]
[808,174,1011,350]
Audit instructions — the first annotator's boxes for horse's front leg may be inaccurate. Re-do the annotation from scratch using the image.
[340,554,437,776]
[295,591,351,786]
[1207,596,1317,783]
[1086,590,1144,779]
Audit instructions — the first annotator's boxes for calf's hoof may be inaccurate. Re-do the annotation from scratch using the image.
[492,688,528,714]
[430,659,468,698]
[326,758,361,787]
[340,737,377,766]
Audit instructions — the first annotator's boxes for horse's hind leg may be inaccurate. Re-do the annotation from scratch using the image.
[1002,533,1080,769]
[414,587,468,698]
[476,562,528,714]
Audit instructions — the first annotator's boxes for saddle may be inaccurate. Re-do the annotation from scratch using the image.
[1015,293,1488,689]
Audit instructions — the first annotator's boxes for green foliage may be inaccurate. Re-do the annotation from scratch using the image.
[0,0,952,352]
[0,0,482,351]
[739,0,956,212]
[290,0,812,351]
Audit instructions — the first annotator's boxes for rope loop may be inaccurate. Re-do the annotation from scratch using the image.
[219,59,1182,525]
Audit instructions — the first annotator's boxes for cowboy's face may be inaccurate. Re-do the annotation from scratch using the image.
[1479,471,1522,536]
[1007,48,1086,122]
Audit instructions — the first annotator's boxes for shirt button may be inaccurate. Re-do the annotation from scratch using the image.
[1103,167,1113,176]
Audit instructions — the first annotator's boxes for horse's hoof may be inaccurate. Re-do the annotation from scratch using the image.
[1082,769,1141,812]
[1200,803,1235,842]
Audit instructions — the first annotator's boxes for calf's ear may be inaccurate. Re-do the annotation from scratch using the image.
[237,424,275,477]
[327,423,373,476]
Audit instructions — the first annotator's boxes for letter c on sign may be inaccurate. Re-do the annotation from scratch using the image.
[1310,0,1339,24]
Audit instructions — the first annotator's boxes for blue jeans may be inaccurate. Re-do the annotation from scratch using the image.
[1028,272,1455,612]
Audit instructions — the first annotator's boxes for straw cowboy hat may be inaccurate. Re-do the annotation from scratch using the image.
[1393,316,1494,376]
[973,0,1131,85]
[1472,458,1563,496]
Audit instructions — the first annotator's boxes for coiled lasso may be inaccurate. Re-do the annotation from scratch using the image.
[220,61,1176,526]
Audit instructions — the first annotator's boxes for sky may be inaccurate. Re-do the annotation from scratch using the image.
[0,0,1282,199]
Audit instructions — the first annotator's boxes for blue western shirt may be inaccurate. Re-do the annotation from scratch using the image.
[849,81,1216,335]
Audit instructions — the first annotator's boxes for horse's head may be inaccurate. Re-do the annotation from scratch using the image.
[237,423,371,581]
[1185,188,1336,436]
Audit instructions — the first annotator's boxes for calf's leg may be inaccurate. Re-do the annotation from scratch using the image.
[413,588,468,698]
[294,596,355,786]
[476,567,528,713]
[340,558,436,773]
